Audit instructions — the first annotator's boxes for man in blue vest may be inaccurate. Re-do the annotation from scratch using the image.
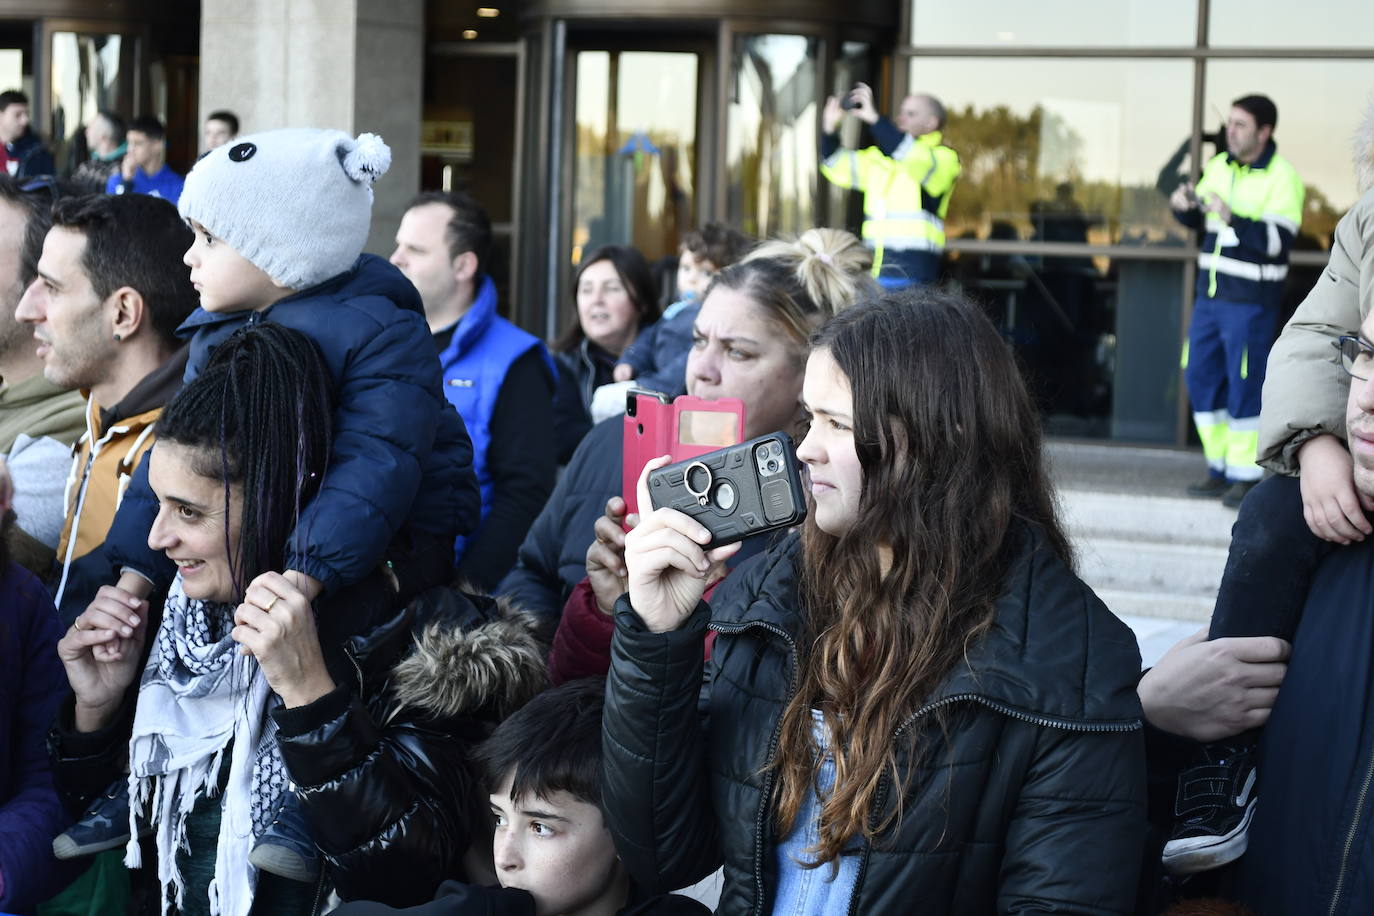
[1171,94,1304,507]
[391,191,556,589]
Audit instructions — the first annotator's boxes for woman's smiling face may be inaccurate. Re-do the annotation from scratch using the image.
[146,441,244,603]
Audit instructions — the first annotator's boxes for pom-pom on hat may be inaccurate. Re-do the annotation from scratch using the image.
[179,127,392,290]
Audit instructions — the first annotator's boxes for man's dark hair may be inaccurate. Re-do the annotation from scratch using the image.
[50,194,196,345]
[95,110,126,145]
[127,115,166,142]
[0,90,27,111]
[206,110,239,136]
[0,175,72,288]
[408,190,493,279]
[1232,94,1278,132]
[476,679,605,807]
[680,222,753,271]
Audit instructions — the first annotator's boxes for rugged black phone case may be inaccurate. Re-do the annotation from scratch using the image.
[647,432,808,548]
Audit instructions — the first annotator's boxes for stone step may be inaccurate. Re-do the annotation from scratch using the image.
[1092,588,1215,623]
[1074,536,1227,598]
[1059,488,1236,549]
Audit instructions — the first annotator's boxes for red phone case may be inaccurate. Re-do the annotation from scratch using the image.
[622,390,746,519]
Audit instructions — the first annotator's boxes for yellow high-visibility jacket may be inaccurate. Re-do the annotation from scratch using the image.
[821,125,961,271]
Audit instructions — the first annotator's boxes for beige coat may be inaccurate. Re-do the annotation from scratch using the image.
[1257,111,1374,474]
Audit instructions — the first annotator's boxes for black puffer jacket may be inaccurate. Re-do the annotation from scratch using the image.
[603,525,1147,915]
[272,588,549,906]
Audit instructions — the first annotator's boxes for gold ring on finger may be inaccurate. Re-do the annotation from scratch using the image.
[261,595,279,612]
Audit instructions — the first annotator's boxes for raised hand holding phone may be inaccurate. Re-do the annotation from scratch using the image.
[625,455,740,633]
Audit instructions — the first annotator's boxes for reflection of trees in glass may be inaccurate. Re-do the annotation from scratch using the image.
[945,102,1183,245]
[1301,184,1341,250]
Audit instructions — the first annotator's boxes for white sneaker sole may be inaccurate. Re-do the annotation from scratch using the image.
[1161,798,1258,875]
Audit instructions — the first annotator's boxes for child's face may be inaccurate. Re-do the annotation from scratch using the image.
[676,251,716,300]
[183,220,291,313]
[490,775,626,916]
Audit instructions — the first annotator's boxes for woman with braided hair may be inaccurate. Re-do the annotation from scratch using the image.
[49,323,547,915]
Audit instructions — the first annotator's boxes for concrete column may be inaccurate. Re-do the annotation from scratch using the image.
[198,0,423,256]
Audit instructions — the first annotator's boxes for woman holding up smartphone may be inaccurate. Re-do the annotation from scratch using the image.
[603,289,1147,914]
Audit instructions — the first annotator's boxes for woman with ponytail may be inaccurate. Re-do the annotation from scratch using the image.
[51,324,546,915]
[604,287,1147,913]
[503,227,874,628]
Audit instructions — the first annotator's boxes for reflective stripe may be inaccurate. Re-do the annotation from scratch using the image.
[867,236,941,253]
[1193,410,1231,470]
[1229,415,1260,433]
[864,210,945,230]
[1265,220,1281,258]
[1193,408,1232,427]
[1196,252,1289,283]
[1263,212,1299,235]
[1240,345,1248,381]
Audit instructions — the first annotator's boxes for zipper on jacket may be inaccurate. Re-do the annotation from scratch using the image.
[709,618,798,916]
[1327,737,1374,914]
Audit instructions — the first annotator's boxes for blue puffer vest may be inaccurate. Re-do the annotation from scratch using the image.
[441,276,555,559]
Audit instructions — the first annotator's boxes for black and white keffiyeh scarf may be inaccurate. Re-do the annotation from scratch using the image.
[124,574,291,916]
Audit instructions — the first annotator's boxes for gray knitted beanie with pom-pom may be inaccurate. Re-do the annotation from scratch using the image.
[179,127,391,290]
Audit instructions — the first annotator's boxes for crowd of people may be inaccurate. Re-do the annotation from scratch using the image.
[0,78,1372,916]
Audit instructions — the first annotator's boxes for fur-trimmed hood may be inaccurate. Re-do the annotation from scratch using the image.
[391,597,548,722]
[349,588,549,725]
[1357,99,1374,194]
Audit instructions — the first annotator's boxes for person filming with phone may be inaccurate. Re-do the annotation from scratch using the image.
[601,287,1147,913]
[820,84,960,289]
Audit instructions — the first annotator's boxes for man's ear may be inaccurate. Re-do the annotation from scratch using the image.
[453,250,480,285]
[1258,124,1274,147]
[108,286,148,341]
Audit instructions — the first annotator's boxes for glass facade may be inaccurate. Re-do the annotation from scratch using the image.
[572,49,700,266]
[726,34,818,239]
[48,31,139,176]
[911,58,1194,247]
[910,0,1197,47]
[899,1,1374,444]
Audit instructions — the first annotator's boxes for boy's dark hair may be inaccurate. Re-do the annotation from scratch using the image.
[476,679,606,807]
[128,115,166,142]
[50,194,197,345]
[408,190,492,278]
[206,109,239,136]
[1232,94,1278,132]
[95,110,126,145]
[680,223,753,271]
[0,90,27,111]
[0,175,69,288]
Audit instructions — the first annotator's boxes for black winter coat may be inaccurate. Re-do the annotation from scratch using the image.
[603,526,1147,915]
[273,588,549,906]
[497,416,621,623]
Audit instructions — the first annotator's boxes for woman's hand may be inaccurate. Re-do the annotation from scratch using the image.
[624,456,739,633]
[586,496,640,615]
[58,586,148,732]
[232,572,335,708]
[1297,434,1374,543]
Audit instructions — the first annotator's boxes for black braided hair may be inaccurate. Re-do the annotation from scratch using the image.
[157,323,334,600]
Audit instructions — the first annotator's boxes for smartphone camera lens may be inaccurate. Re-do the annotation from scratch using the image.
[770,441,782,456]
[767,459,779,472]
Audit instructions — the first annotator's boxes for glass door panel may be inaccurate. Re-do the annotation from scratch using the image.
[571,49,699,268]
